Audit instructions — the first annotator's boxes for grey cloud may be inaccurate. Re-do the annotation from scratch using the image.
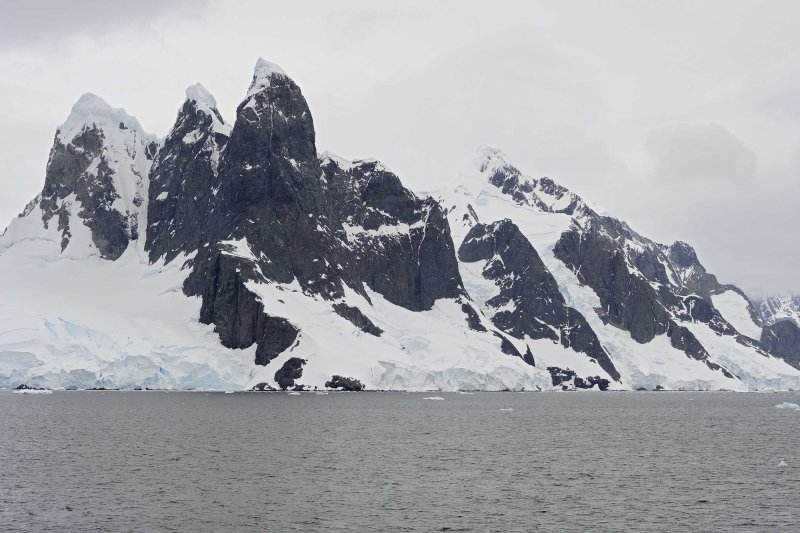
[646,124,757,183]
[0,0,798,297]
[760,91,800,122]
[0,0,205,46]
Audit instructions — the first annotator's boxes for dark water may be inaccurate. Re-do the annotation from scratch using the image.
[1,391,799,532]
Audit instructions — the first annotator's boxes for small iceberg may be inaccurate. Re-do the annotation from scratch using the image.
[774,402,800,410]
[288,392,301,395]
[314,391,328,395]
[224,390,235,394]
[778,460,788,467]
[499,408,514,411]
[423,396,445,400]
[13,389,53,395]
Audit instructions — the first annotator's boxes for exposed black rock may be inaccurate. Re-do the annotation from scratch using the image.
[173,63,477,366]
[322,157,465,311]
[184,249,298,366]
[460,219,620,380]
[461,303,487,332]
[147,90,230,263]
[494,332,522,358]
[325,375,365,391]
[274,357,307,390]
[251,382,276,391]
[14,384,46,390]
[761,321,800,369]
[39,124,154,259]
[523,345,536,367]
[332,303,383,336]
[547,366,609,391]
[664,241,719,294]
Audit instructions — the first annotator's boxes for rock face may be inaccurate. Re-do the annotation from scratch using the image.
[13,94,158,259]
[758,295,800,328]
[438,146,800,390]
[762,321,800,369]
[458,219,619,380]
[2,60,800,391]
[321,156,465,311]
[274,357,306,390]
[147,85,231,263]
[325,375,365,391]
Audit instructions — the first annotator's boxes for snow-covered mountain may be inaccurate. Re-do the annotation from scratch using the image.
[2,59,799,391]
[758,295,800,328]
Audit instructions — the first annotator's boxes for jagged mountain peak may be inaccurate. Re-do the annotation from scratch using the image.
[475,145,515,173]
[185,83,218,108]
[3,60,800,392]
[58,92,154,145]
[178,83,231,138]
[246,57,290,98]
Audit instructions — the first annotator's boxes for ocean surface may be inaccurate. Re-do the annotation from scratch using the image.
[2,391,799,532]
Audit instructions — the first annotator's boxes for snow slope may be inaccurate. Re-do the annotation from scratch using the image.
[711,290,762,340]
[0,239,255,390]
[434,147,800,391]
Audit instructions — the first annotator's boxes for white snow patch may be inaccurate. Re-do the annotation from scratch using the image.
[247,58,288,97]
[712,290,762,339]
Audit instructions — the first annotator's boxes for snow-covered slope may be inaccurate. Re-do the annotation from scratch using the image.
[433,147,800,391]
[0,93,159,260]
[1,61,799,391]
[758,295,800,328]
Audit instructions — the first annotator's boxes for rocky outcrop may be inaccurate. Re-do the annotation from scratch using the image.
[322,156,465,311]
[332,303,383,336]
[762,321,800,369]
[184,248,298,366]
[37,94,158,258]
[147,85,230,263]
[325,375,365,391]
[459,219,620,380]
[274,357,306,389]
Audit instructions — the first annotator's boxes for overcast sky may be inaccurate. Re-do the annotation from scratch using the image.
[1,0,798,297]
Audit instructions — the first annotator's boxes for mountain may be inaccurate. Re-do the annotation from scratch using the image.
[1,59,799,391]
[758,295,800,328]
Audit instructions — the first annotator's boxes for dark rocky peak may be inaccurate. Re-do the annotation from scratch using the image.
[207,58,340,296]
[661,240,719,293]
[231,58,317,169]
[322,154,425,228]
[321,153,465,311]
[147,84,232,263]
[38,93,158,259]
[668,241,699,267]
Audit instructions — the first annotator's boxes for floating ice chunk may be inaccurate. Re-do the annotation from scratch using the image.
[423,396,445,400]
[775,402,800,409]
[224,390,235,394]
[288,392,301,395]
[778,460,788,467]
[13,389,52,394]
[457,392,474,395]
[499,408,514,411]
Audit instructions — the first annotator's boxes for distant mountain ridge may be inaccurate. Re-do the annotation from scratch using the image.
[1,59,799,391]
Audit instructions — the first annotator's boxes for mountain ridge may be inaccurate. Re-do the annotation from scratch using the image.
[2,59,799,391]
